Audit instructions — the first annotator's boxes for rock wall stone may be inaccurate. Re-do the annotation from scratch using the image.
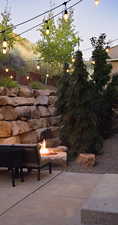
[0,86,60,146]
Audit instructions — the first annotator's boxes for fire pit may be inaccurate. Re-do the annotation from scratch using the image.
[39,139,68,167]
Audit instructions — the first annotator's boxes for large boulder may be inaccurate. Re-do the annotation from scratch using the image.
[0,96,34,106]
[0,136,20,144]
[11,121,30,136]
[38,106,50,117]
[18,86,33,97]
[0,121,12,137]
[0,106,17,120]
[76,153,96,167]
[5,87,19,97]
[15,106,40,120]
[35,95,49,106]
[28,118,50,130]
[48,96,57,105]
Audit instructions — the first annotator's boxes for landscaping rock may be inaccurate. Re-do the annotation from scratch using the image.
[11,121,30,136]
[38,106,50,117]
[35,95,48,106]
[0,106,17,120]
[0,136,20,144]
[48,96,57,105]
[0,121,12,137]
[76,153,96,167]
[19,86,33,97]
[5,87,19,97]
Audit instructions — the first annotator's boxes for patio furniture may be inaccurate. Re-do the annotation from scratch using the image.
[22,144,52,180]
[0,145,24,187]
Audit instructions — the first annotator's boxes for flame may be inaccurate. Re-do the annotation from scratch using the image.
[40,139,49,156]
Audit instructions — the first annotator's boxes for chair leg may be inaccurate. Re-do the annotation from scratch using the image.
[11,168,15,187]
[20,168,24,182]
[49,162,52,174]
[37,168,40,180]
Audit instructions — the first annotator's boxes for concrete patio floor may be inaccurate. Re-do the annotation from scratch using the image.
[0,169,103,225]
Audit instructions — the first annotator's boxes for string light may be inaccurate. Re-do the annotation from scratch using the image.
[91,60,95,65]
[5,68,9,72]
[3,48,7,54]
[10,75,13,79]
[105,45,110,53]
[26,75,30,80]
[45,20,49,35]
[37,65,40,70]
[95,0,100,6]
[63,2,69,22]
[72,56,75,63]
[2,38,7,48]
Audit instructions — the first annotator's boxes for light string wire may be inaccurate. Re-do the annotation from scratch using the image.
[1,0,84,41]
[0,0,72,34]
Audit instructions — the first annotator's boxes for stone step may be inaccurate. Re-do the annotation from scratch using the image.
[81,174,118,225]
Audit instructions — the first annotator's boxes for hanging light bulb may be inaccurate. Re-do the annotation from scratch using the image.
[26,75,30,80]
[105,45,110,53]
[3,38,7,48]
[63,2,69,22]
[64,9,69,22]
[10,75,13,79]
[45,20,49,35]
[91,60,95,65]
[72,56,75,63]
[37,65,40,70]
[95,0,100,6]
[5,68,9,72]
[66,69,70,73]
[3,48,7,54]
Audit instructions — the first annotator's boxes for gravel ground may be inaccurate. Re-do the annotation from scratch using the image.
[66,134,118,174]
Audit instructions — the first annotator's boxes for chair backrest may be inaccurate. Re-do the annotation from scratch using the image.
[23,145,40,165]
[0,146,24,168]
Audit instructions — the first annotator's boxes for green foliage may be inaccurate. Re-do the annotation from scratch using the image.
[0,10,16,52]
[91,33,113,138]
[91,34,112,91]
[35,11,79,77]
[29,81,47,90]
[56,51,103,156]
[0,77,19,88]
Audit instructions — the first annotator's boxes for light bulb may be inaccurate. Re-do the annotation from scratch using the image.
[63,10,69,22]
[72,57,75,63]
[5,68,9,72]
[37,65,40,70]
[46,27,49,35]
[91,60,95,65]
[3,40,7,48]
[26,76,30,80]
[46,73,49,77]
[10,75,13,79]
[105,46,110,53]
[95,0,100,6]
[66,69,70,73]
[3,48,7,54]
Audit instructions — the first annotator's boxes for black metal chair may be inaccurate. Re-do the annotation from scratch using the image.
[22,145,52,180]
[0,146,24,187]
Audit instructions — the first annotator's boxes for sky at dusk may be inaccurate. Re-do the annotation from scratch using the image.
[0,0,117,59]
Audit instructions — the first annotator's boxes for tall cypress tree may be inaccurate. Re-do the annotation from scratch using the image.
[91,34,112,138]
[56,50,103,156]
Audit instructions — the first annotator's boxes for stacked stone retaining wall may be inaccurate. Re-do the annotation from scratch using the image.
[0,86,60,146]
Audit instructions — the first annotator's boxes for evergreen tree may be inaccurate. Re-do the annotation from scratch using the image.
[56,50,103,156]
[91,34,112,138]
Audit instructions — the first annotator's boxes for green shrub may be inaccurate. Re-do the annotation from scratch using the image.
[0,77,20,88]
[29,81,47,90]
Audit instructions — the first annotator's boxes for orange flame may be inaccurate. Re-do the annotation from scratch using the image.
[40,139,49,156]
